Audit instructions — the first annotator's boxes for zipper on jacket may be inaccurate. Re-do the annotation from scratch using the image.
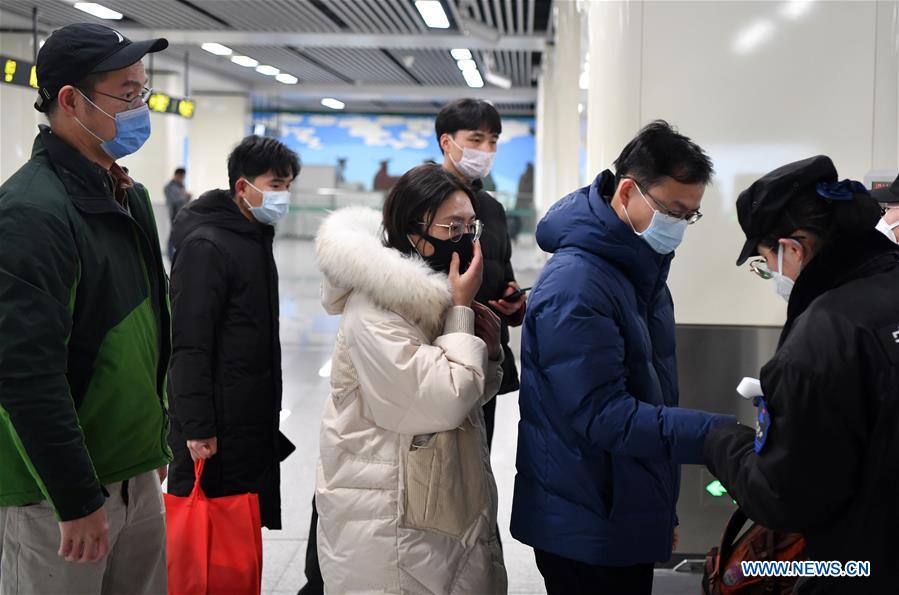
[108,206,171,428]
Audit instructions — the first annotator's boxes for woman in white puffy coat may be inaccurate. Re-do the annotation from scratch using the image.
[314,164,508,594]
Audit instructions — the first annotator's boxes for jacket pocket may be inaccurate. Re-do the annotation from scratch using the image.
[403,419,487,539]
[17,500,57,522]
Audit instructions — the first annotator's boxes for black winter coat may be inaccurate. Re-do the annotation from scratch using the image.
[472,182,521,394]
[166,189,294,530]
[704,232,899,594]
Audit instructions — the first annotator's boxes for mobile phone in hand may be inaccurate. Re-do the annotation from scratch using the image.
[500,286,532,303]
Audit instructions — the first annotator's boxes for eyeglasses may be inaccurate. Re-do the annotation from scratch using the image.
[748,258,773,280]
[623,177,703,224]
[79,86,153,109]
[747,236,807,280]
[420,219,484,243]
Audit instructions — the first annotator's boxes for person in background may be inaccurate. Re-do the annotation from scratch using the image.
[511,121,736,595]
[164,166,191,260]
[0,23,171,594]
[314,164,506,594]
[436,98,525,448]
[166,136,299,537]
[872,173,899,243]
[705,156,899,594]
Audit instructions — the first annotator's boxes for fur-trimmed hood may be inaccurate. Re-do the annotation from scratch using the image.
[315,206,452,336]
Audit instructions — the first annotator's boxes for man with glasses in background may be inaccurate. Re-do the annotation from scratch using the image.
[510,121,735,595]
[873,173,899,244]
[0,24,172,593]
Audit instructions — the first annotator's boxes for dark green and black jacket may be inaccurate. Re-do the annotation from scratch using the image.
[0,126,172,521]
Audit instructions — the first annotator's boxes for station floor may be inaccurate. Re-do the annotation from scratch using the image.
[197,236,704,595]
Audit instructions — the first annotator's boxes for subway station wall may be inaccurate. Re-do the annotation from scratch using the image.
[580,0,898,327]
[252,111,536,202]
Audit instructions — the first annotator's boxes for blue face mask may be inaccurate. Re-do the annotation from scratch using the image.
[76,90,152,160]
[243,180,290,226]
[623,184,689,254]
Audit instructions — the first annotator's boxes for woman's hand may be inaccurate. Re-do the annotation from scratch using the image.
[472,301,502,360]
[448,240,483,307]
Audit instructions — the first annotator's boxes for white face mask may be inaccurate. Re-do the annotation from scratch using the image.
[242,180,290,226]
[772,242,800,303]
[447,136,495,180]
[875,211,899,244]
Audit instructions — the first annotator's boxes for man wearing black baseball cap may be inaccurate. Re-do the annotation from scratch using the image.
[873,173,899,243]
[0,23,171,593]
[703,156,899,594]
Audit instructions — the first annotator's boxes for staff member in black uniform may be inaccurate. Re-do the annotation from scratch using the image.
[704,156,899,595]
[873,173,899,243]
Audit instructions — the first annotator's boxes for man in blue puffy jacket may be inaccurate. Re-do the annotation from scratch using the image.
[510,120,736,594]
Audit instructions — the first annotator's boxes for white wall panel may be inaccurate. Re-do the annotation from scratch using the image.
[186,94,249,197]
[534,1,582,216]
[570,0,897,326]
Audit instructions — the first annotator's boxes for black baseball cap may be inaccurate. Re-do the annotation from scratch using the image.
[734,155,838,266]
[35,23,167,113]
[871,174,899,204]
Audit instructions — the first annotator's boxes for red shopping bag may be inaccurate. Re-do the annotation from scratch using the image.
[164,460,263,595]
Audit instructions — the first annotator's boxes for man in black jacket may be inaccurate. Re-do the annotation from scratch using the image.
[704,156,899,594]
[167,135,299,532]
[435,98,525,445]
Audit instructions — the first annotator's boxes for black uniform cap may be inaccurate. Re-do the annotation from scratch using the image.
[735,156,838,265]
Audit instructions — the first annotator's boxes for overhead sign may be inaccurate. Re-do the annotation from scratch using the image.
[2,55,38,89]
[147,92,196,119]
[1,54,195,119]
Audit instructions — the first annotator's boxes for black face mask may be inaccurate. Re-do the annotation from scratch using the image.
[418,232,475,274]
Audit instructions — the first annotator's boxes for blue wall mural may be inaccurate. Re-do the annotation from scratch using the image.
[251,111,535,198]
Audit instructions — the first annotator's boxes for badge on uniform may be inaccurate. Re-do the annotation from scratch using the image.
[753,396,771,454]
[876,322,899,365]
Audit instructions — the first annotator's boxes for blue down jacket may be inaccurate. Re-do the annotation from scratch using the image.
[510,170,735,565]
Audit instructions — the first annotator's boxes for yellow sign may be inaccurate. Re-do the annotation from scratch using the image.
[148,93,171,113]
[4,59,16,83]
[177,99,195,118]
[145,91,195,119]
[1,58,36,88]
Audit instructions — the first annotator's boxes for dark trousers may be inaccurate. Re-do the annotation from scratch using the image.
[483,396,497,449]
[534,549,654,595]
[298,496,323,595]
